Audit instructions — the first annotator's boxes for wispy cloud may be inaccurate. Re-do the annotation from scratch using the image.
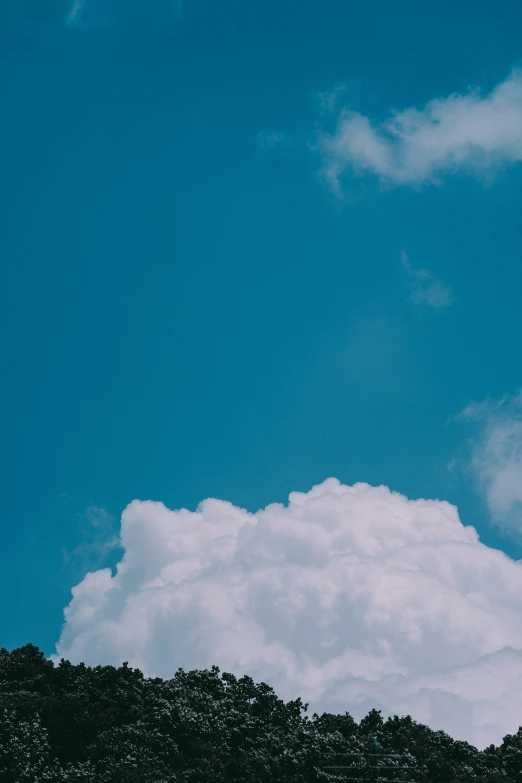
[63,0,122,29]
[461,390,522,535]
[65,0,84,25]
[62,505,121,574]
[317,82,348,114]
[317,70,522,191]
[257,130,289,151]
[401,251,453,308]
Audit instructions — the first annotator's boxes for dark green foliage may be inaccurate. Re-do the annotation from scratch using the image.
[0,645,517,782]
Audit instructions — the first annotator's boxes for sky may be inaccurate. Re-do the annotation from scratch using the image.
[2,0,522,750]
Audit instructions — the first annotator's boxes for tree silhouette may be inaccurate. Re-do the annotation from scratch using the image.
[0,645,515,782]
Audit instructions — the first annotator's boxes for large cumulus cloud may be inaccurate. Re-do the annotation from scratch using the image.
[55,479,522,749]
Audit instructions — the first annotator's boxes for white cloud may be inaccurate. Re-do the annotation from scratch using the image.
[401,251,453,308]
[462,391,522,534]
[54,478,522,750]
[317,70,522,190]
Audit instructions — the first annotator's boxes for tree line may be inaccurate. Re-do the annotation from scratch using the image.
[1,644,520,782]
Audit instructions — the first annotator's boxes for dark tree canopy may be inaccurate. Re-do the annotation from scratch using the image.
[0,644,515,782]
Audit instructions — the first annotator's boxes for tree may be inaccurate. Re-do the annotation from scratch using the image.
[0,706,57,783]
[1,645,521,783]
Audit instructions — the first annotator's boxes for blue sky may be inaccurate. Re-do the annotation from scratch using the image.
[3,0,522,747]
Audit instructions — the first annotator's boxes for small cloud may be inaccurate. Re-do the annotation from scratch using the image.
[401,251,453,309]
[257,130,289,151]
[460,393,512,422]
[64,0,116,29]
[82,505,116,530]
[461,390,522,535]
[62,504,121,575]
[316,70,522,192]
[65,0,84,25]
[446,456,457,472]
[317,82,348,114]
